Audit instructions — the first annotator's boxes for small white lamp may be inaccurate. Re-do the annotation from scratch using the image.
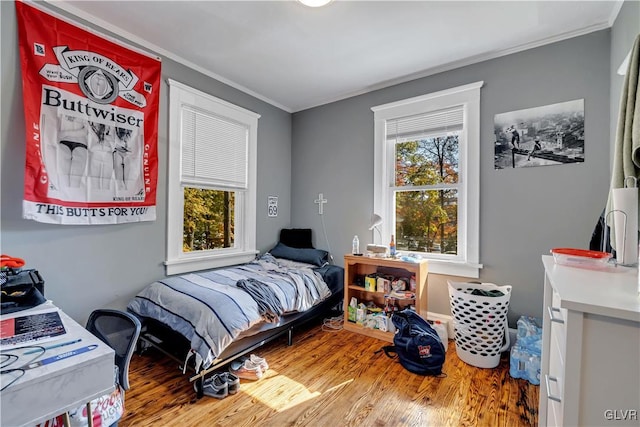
[367,214,387,255]
[369,214,383,240]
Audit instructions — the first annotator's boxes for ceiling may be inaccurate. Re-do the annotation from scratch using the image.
[53,1,622,113]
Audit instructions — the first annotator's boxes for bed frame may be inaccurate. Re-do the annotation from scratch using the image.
[134,283,343,397]
[134,229,342,397]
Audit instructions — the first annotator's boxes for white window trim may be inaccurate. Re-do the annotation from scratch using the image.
[165,79,260,275]
[372,81,483,278]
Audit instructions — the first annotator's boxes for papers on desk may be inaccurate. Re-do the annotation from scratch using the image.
[0,305,67,350]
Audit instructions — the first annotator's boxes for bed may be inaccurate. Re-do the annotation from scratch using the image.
[127,229,343,393]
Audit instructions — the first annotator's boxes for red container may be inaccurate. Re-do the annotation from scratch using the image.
[550,248,613,270]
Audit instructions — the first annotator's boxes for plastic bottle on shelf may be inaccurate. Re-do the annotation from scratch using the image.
[389,235,396,257]
[352,235,360,255]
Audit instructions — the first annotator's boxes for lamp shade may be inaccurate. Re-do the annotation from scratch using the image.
[369,214,383,230]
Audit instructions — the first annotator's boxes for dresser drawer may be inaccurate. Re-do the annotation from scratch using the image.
[545,366,564,426]
[548,337,564,394]
[549,290,566,361]
[546,291,565,426]
[546,390,562,427]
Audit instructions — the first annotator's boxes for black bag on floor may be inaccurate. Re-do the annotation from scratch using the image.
[382,309,445,376]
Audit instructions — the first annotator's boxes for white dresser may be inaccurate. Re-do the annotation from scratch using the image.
[539,255,640,427]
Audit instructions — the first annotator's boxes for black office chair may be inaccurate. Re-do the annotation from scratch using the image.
[66,309,141,427]
[86,309,141,391]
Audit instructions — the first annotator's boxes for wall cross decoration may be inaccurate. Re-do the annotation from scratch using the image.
[314,193,327,215]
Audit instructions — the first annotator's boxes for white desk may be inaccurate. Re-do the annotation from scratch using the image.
[539,256,640,426]
[1,302,115,427]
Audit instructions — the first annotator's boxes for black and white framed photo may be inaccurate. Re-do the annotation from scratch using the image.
[494,99,584,169]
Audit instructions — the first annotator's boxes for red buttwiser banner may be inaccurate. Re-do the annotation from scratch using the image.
[16,1,161,224]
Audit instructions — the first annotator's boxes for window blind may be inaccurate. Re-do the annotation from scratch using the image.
[386,105,463,142]
[181,106,248,189]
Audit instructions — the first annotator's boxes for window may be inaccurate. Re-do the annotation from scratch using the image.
[372,81,483,277]
[166,80,260,275]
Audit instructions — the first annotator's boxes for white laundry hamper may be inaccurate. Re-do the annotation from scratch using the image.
[448,281,512,369]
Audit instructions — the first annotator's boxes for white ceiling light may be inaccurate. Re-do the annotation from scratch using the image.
[298,0,332,7]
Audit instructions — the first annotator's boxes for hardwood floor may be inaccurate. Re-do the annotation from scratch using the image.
[121,322,539,426]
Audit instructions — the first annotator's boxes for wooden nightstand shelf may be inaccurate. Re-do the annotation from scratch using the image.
[343,254,428,342]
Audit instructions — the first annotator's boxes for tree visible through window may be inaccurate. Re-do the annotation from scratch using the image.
[373,81,482,277]
[183,188,234,252]
[166,79,259,275]
[395,133,459,254]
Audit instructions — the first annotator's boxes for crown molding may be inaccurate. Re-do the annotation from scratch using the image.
[607,0,625,27]
[42,0,614,115]
[295,20,612,112]
[43,0,293,113]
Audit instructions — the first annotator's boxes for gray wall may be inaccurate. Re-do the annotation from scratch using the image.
[291,30,612,324]
[0,1,292,325]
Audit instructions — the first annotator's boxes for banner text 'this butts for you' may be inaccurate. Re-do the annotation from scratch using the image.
[35,204,149,217]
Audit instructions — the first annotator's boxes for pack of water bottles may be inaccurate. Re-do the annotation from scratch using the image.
[509,316,542,385]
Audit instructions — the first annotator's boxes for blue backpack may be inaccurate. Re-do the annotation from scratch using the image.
[382,309,446,376]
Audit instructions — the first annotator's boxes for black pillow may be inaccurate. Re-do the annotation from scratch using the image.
[279,228,314,249]
[269,242,328,267]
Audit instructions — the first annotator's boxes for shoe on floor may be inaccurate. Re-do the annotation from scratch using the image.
[195,373,228,399]
[219,371,240,394]
[249,354,269,372]
[230,359,263,380]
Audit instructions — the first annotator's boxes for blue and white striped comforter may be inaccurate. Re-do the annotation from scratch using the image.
[127,254,331,369]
